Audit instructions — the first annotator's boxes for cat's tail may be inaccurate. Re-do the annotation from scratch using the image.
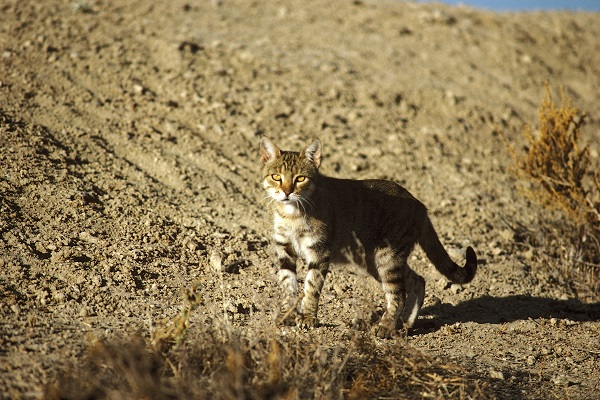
[418,218,477,284]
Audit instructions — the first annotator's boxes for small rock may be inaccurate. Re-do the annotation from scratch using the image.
[565,356,574,365]
[92,274,102,287]
[53,291,65,302]
[499,229,514,241]
[35,241,48,255]
[210,250,222,272]
[79,306,89,317]
[465,348,477,359]
[520,54,532,64]
[523,249,534,260]
[559,293,569,301]
[333,282,350,296]
[489,368,504,380]
[552,375,569,386]
[540,347,551,355]
[437,278,449,290]
[526,355,536,366]
[450,283,463,295]
[133,83,145,94]
[185,238,200,251]
[10,304,20,315]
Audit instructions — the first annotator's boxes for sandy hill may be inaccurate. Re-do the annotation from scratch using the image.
[1,0,599,398]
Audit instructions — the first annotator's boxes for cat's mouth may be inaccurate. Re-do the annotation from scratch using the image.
[278,195,297,204]
[270,190,300,204]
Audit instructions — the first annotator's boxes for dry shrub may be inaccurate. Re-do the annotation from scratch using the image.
[44,337,180,400]
[45,283,491,400]
[150,283,203,352]
[502,83,600,296]
[46,330,489,400]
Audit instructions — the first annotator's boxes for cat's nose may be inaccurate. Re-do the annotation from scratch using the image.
[282,186,293,196]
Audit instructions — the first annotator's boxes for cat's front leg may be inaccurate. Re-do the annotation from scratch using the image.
[298,260,329,328]
[274,241,299,326]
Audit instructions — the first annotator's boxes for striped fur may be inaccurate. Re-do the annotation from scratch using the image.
[260,136,477,337]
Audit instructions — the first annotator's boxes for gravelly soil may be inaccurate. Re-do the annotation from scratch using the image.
[1,0,599,398]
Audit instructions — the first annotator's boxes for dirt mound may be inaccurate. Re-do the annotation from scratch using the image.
[1,0,599,398]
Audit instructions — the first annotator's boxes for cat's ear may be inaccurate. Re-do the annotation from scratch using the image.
[303,138,322,168]
[260,136,281,164]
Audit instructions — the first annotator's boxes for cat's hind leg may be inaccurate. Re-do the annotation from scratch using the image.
[373,248,407,338]
[402,269,425,329]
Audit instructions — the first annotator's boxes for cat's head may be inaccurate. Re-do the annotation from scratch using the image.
[260,136,321,208]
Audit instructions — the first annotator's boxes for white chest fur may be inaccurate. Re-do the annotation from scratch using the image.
[273,212,320,265]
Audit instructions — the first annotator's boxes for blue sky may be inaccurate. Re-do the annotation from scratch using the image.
[419,0,600,11]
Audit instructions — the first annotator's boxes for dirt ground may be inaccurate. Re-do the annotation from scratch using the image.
[1,0,599,398]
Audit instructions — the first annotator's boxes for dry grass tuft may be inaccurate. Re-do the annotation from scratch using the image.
[45,282,491,400]
[150,283,203,352]
[502,83,600,297]
[45,337,180,400]
[47,332,489,400]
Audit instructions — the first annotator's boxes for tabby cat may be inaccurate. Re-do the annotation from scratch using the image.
[260,136,477,337]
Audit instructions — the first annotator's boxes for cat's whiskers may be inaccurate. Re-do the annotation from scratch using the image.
[259,195,277,209]
[297,197,309,218]
[298,196,315,215]
[296,202,310,226]
[258,195,272,205]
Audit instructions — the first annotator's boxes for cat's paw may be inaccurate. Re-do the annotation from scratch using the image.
[296,314,319,329]
[277,308,299,326]
[372,323,397,339]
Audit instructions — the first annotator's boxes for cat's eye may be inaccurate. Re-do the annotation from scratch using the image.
[271,174,282,181]
[295,176,307,183]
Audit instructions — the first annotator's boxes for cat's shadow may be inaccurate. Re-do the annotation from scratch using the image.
[411,294,600,335]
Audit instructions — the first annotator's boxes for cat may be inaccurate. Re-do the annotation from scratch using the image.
[259,136,477,338]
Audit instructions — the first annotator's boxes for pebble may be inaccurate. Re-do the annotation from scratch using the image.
[489,368,504,380]
[499,229,514,241]
[523,249,534,260]
[437,278,450,290]
[210,250,222,272]
[540,347,551,355]
[133,83,144,94]
[10,304,21,315]
[79,306,89,317]
[92,274,102,287]
[450,283,463,295]
[552,375,568,386]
